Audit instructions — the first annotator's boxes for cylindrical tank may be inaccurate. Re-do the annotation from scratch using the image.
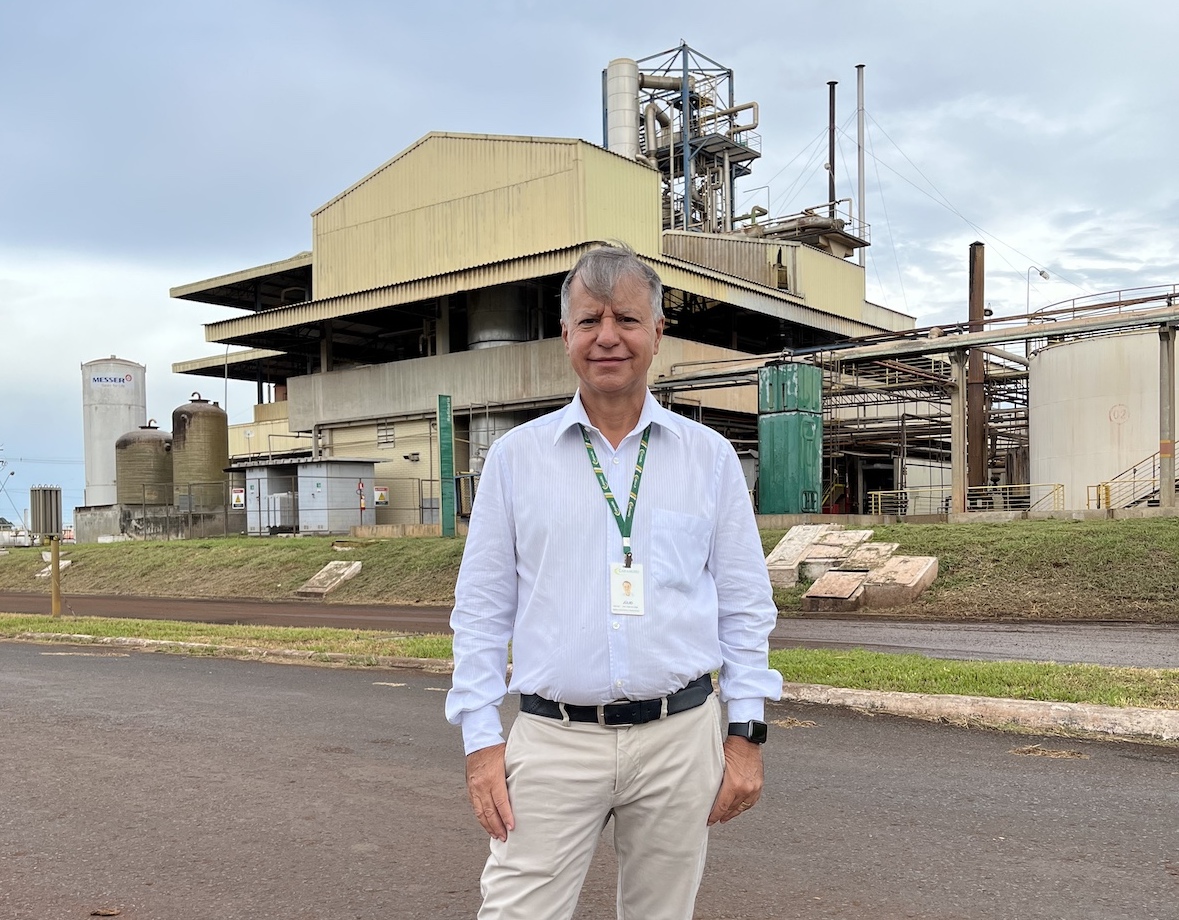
[81,356,147,506]
[469,411,527,471]
[172,393,229,511]
[605,58,640,159]
[467,285,530,349]
[1028,329,1179,509]
[115,422,173,505]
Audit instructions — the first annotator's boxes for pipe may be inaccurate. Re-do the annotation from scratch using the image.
[827,82,837,219]
[682,47,692,230]
[856,64,866,267]
[967,242,987,491]
[643,102,670,152]
[639,73,696,92]
[698,101,759,135]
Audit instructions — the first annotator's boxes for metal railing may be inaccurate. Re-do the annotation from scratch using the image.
[869,483,1065,515]
[1087,453,1160,509]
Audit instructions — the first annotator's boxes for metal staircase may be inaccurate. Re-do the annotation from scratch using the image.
[1088,452,1179,508]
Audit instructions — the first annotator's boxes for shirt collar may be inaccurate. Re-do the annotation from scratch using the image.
[552,390,686,446]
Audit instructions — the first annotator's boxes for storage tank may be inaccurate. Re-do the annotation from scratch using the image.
[172,393,229,511]
[1029,329,1179,509]
[115,422,173,505]
[467,285,530,349]
[81,356,147,506]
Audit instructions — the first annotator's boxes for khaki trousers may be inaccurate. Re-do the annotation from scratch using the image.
[478,693,725,920]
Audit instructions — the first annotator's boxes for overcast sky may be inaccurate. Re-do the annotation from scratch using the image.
[2,0,1177,522]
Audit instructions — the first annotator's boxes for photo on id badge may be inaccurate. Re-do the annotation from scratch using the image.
[610,563,644,615]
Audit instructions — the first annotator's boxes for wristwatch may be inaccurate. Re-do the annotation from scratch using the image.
[727,720,768,744]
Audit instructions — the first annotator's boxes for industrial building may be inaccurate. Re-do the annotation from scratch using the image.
[162,43,1179,531]
[169,45,916,529]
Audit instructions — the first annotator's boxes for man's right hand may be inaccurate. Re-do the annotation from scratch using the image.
[465,743,514,842]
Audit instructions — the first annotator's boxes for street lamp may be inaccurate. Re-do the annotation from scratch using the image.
[1026,266,1049,313]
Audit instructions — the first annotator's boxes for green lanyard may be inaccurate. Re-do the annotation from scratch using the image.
[579,423,651,568]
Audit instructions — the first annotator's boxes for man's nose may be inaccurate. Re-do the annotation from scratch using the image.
[596,315,621,345]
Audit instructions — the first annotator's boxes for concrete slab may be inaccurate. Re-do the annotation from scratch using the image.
[862,556,938,608]
[34,559,72,579]
[813,529,874,550]
[765,524,840,587]
[798,530,875,580]
[838,542,900,570]
[801,570,867,613]
[296,560,363,598]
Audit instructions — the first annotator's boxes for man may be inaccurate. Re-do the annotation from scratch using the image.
[445,244,783,920]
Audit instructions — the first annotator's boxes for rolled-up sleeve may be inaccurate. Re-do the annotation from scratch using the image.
[710,446,783,723]
[444,442,519,754]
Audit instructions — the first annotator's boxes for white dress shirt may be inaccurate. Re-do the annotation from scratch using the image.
[445,390,783,754]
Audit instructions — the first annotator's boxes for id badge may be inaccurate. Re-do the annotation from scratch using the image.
[609,563,645,616]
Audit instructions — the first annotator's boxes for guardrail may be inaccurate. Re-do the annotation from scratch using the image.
[869,483,1065,515]
[1087,477,1177,509]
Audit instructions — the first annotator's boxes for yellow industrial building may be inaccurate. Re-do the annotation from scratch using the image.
[173,49,914,527]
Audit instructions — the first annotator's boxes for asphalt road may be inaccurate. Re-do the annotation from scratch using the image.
[3,591,1179,668]
[2,644,1176,919]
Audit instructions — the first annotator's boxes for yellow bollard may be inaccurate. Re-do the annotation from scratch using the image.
[50,536,61,618]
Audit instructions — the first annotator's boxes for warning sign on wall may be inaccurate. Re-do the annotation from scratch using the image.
[374,486,389,506]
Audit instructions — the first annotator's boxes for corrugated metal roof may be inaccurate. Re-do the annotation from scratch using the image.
[170,252,313,302]
[204,243,893,345]
[644,254,888,339]
[172,348,285,374]
[205,245,595,343]
[310,133,662,299]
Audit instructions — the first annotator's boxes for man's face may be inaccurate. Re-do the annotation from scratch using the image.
[562,272,663,403]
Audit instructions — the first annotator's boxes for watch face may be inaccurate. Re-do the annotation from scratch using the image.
[729,720,768,743]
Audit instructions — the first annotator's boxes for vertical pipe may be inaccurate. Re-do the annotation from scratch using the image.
[1160,325,1176,508]
[827,81,837,218]
[856,64,866,267]
[967,242,987,493]
[723,149,732,232]
[50,536,61,618]
[601,67,609,147]
[681,44,692,230]
[950,350,968,515]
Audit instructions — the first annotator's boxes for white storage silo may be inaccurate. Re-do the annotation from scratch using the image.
[82,356,147,506]
[1028,330,1178,509]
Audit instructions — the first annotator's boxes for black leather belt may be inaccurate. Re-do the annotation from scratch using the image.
[520,674,714,727]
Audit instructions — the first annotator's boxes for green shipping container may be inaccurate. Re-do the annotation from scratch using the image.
[758,363,822,414]
[758,411,822,514]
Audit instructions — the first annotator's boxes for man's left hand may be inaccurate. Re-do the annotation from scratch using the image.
[707,736,764,826]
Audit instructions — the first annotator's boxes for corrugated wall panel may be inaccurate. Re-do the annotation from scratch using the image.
[791,247,866,322]
[581,150,663,256]
[313,135,650,300]
[662,232,789,288]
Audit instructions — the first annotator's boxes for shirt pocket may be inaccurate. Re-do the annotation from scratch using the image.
[649,509,714,591]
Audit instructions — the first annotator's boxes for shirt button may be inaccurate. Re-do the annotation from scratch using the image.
[615,680,624,687]
[612,622,620,629]
[612,457,620,465]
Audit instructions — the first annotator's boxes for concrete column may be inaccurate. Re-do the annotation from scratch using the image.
[1160,325,1176,508]
[950,349,968,514]
[437,296,450,355]
[319,320,333,373]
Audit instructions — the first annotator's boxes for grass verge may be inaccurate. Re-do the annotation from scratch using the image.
[3,614,1175,710]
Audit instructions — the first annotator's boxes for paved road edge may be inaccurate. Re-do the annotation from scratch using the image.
[11,632,1179,744]
[783,682,1179,743]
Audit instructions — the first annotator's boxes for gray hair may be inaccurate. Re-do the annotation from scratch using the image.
[559,245,663,323]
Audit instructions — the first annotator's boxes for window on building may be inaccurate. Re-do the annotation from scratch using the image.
[377,422,396,447]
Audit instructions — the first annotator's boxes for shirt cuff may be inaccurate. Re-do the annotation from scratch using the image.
[460,706,506,756]
[725,698,765,725]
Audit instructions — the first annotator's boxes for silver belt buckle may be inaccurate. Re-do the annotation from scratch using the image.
[597,703,629,727]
